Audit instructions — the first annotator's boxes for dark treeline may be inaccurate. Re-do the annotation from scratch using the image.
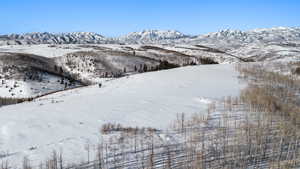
[198,57,219,64]
[0,97,34,107]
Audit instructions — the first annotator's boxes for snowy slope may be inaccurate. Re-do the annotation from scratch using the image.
[187,27,300,62]
[0,44,95,58]
[0,43,238,99]
[0,64,244,168]
[229,42,300,62]
[0,73,81,98]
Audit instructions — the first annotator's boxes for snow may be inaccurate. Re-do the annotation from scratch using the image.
[0,32,108,46]
[0,73,81,98]
[1,41,299,64]
[118,30,189,44]
[1,27,300,49]
[0,44,94,58]
[0,64,244,168]
[229,43,300,62]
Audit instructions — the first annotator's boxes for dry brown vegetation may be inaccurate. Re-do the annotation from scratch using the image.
[236,63,300,127]
[100,123,159,135]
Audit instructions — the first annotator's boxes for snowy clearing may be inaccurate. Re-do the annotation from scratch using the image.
[0,44,94,58]
[0,64,245,168]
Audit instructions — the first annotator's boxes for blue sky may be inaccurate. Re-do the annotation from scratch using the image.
[0,0,299,36]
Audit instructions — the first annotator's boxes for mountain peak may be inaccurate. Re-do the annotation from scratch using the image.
[118,29,189,44]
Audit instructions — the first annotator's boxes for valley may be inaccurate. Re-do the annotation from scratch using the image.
[0,27,300,168]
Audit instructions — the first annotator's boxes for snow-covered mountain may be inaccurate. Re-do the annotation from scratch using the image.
[190,27,300,49]
[1,27,300,46]
[183,27,300,61]
[117,30,191,44]
[0,32,114,45]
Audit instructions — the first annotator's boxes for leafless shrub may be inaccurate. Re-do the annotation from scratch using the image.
[23,157,32,169]
[100,123,158,135]
[0,160,10,169]
[237,63,300,127]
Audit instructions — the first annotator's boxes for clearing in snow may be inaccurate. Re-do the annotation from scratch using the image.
[0,64,244,168]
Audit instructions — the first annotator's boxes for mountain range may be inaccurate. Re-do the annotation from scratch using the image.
[1,27,300,48]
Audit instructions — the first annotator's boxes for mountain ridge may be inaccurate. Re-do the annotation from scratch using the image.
[1,27,300,46]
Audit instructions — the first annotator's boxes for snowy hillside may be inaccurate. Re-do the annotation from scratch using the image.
[0,44,239,63]
[0,43,241,94]
[0,64,244,168]
[0,43,238,101]
[0,72,80,98]
[0,44,96,58]
[188,27,300,62]
[0,52,84,100]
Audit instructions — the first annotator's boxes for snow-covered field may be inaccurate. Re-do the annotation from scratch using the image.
[0,44,94,58]
[0,64,244,168]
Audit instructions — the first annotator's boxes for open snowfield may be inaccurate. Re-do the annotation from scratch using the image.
[0,44,94,58]
[0,64,245,168]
